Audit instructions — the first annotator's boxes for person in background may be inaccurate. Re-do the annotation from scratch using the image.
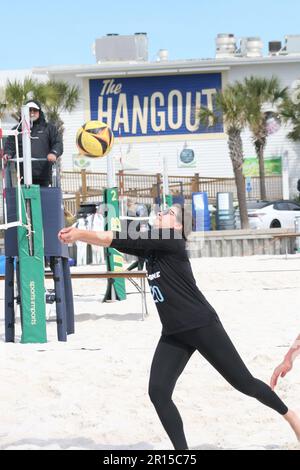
[271,333,300,390]
[4,99,63,186]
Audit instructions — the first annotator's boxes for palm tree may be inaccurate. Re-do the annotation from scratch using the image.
[0,86,6,119]
[199,84,249,228]
[35,80,80,134]
[5,77,41,121]
[279,84,300,141]
[239,76,288,200]
[4,78,80,133]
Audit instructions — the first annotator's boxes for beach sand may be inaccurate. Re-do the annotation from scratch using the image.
[0,254,299,450]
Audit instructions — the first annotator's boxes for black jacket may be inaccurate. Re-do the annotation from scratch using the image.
[4,101,63,183]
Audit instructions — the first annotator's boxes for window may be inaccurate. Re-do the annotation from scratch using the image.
[287,203,300,211]
[273,202,290,211]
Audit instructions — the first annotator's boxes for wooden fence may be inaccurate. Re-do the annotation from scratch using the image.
[61,170,283,216]
[0,169,284,220]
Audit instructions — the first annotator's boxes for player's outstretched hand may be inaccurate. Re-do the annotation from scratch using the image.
[58,227,79,244]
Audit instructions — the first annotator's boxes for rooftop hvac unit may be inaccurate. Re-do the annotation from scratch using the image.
[268,41,282,55]
[240,37,263,57]
[157,49,169,61]
[215,33,237,58]
[283,35,300,55]
[94,33,148,62]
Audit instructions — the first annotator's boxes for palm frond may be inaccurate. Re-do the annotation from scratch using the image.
[5,77,41,118]
[3,78,80,131]
[198,106,218,127]
[279,86,300,141]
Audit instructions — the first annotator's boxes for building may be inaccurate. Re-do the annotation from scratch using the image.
[1,33,300,197]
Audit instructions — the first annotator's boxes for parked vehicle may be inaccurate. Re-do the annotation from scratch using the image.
[235,200,300,229]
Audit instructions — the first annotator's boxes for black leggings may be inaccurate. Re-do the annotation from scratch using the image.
[148,320,288,450]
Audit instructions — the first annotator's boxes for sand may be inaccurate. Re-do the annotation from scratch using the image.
[0,254,299,450]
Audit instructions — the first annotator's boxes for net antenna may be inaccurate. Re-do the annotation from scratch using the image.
[117,126,127,218]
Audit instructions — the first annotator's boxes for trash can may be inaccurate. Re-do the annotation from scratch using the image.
[192,192,211,231]
[216,192,236,230]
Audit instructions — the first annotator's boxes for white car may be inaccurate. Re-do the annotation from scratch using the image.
[236,200,300,229]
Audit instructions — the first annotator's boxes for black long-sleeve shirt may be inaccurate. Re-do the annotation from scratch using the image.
[110,229,220,335]
[4,118,63,184]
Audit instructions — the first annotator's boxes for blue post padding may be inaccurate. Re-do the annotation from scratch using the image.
[62,257,75,335]
[4,187,68,257]
[5,257,15,342]
[52,257,67,342]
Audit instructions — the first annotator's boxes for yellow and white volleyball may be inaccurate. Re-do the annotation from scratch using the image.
[76,120,114,158]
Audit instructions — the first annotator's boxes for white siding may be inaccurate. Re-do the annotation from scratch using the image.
[0,69,33,87]
[49,73,86,171]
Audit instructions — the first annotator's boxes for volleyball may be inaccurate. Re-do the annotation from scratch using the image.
[76,120,114,158]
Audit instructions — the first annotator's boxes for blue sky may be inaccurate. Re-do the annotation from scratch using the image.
[1,0,300,69]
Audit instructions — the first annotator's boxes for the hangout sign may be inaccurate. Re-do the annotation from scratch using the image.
[89,73,223,141]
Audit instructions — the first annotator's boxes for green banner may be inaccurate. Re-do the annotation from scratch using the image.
[103,188,126,301]
[243,157,282,177]
[17,186,47,343]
